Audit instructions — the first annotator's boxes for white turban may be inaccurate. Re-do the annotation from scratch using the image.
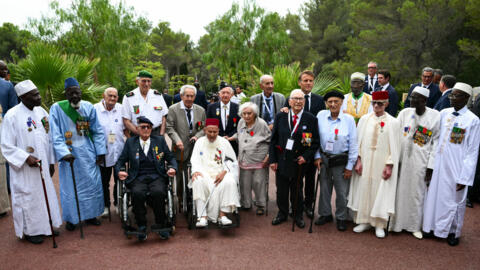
[412,86,429,98]
[453,82,473,96]
[350,72,365,81]
[14,80,37,97]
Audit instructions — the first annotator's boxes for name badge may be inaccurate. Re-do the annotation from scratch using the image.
[286,139,294,150]
[108,133,116,144]
[325,141,334,152]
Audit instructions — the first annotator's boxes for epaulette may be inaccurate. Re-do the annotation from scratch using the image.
[126,91,134,97]
[153,90,161,95]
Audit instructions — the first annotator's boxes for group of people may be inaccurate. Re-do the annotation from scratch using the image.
[0,65,479,248]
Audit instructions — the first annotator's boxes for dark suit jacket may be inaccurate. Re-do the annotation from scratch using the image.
[374,84,399,116]
[284,93,326,116]
[115,135,177,185]
[163,94,173,108]
[206,101,240,137]
[404,83,441,108]
[433,89,452,111]
[269,111,320,178]
[0,79,18,117]
[363,75,380,94]
[174,90,208,110]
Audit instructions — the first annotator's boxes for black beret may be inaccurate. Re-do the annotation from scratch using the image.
[137,116,153,126]
[324,90,345,101]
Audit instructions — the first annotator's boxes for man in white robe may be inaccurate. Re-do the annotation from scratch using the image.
[1,80,62,244]
[391,87,440,239]
[423,82,480,246]
[348,91,401,238]
[190,118,240,227]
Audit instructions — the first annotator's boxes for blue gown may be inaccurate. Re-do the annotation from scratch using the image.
[50,100,106,223]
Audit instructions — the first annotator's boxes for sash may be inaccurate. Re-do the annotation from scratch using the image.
[58,100,93,141]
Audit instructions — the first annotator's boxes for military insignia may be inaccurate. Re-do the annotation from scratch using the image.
[133,105,140,114]
[125,91,135,97]
[27,117,35,131]
[26,146,34,153]
[216,108,220,116]
[156,152,164,161]
[196,121,203,131]
[403,126,410,137]
[76,117,90,136]
[380,121,385,133]
[450,126,466,144]
[65,131,73,146]
[233,117,237,127]
[214,148,222,164]
[301,132,312,147]
[413,125,433,146]
[41,117,49,133]
[154,106,162,111]
[155,146,159,154]
[334,128,339,140]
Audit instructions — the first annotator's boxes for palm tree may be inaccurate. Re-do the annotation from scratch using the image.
[9,42,106,110]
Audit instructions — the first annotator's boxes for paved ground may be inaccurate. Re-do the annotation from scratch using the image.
[1,166,479,270]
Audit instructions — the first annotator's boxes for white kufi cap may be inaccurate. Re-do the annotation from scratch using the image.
[14,80,37,97]
[350,72,365,81]
[412,86,429,98]
[453,82,473,96]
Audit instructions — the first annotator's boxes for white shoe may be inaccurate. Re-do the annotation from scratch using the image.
[218,216,232,226]
[196,217,208,228]
[412,231,423,239]
[101,207,109,218]
[375,227,385,238]
[353,224,372,233]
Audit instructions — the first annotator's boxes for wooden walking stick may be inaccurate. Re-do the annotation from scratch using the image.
[292,164,303,232]
[38,161,58,248]
[309,165,321,233]
[69,160,84,238]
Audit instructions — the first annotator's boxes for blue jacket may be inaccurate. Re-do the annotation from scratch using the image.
[404,83,441,108]
[433,89,452,111]
[0,79,18,116]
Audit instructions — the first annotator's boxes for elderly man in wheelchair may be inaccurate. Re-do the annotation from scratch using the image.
[190,118,241,228]
[116,116,177,241]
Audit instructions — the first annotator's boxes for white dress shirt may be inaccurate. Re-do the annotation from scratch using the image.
[94,100,125,167]
[220,101,230,130]
[140,137,151,156]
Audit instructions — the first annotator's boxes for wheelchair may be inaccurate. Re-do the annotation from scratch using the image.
[116,171,177,239]
[181,162,240,230]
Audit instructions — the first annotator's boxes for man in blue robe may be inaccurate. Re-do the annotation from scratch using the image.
[49,77,106,230]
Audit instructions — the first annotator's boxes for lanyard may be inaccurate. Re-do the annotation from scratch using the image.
[263,97,272,114]
[288,111,301,138]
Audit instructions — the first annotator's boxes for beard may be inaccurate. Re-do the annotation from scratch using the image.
[206,136,219,148]
[70,101,81,109]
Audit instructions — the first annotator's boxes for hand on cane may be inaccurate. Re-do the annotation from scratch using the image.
[26,155,40,167]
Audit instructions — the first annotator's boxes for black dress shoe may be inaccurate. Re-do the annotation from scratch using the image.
[86,218,101,226]
[305,208,314,219]
[66,222,76,231]
[158,231,170,240]
[240,206,251,211]
[137,226,147,241]
[466,199,473,208]
[25,235,44,244]
[314,215,333,226]
[272,214,287,225]
[423,231,434,238]
[0,212,7,218]
[336,219,347,231]
[447,233,459,246]
[295,218,305,228]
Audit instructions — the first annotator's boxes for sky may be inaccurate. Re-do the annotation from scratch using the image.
[0,0,307,42]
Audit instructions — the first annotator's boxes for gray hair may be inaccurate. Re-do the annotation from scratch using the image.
[219,86,234,94]
[180,84,197,96]
[238,101,259,117]
[104,87,118,95]
[290,89,304,97]
[367,61,377,67]
[422,67,434,74]
[259,74,273,84]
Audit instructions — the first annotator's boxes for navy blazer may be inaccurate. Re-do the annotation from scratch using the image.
[269,111,320,178]
[284,93,326,116]
[163,93,173,108]
[173,90,208,110]
[374,84,399,116]
[363,75,380,94]
[404,83,441,108]
[115,135,177,185]
[0,79,18,116]
[433,89,452,111]
[206,101,240,137]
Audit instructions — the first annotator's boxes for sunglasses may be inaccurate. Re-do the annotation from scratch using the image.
[372,101,386,106]
[139,125,152,130]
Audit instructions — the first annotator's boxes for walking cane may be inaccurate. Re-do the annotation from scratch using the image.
[180,149,185,213]
[292,164,303,232]
[103,158,111,222]
[38,161,58,248]
[199,184,217,220]
[309,164,322,233]
[386,216,391,237]
[69,160,84,239]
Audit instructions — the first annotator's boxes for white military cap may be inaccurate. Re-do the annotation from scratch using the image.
[14,80,37,97]
[351,72,365,81]
[412,86,429,98]
[453,82,473,96]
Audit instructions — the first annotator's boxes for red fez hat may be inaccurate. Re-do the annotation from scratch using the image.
[372,91,389,101]
[205,118,219,127]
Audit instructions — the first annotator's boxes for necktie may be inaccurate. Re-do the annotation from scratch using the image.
[185,108,193,130]
[142,141,147,155]
[370,77,374,92]
[292,114,298,132]
[304,95,310,112]
[223,105,228,129]
[264,98,272,123]
[452,111,459,116]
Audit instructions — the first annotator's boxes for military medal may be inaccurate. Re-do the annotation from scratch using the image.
[65,131,73,146]
[196,121,203,131]
[154,106,162,111]
[250,130,254,137]
[155,146,159,154]
[380,121,385,133]
[133,105,140,114]
[233,117,237,127]
[216,108,220,116]
[27,117,33,131]
[26,146,34,153]
[334,128,339,140]
[41,117,49,133]
[404,126,410,137]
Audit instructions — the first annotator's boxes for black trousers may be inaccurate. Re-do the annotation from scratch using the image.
[130,176,167,227]
[276,170,304,219]
[100,166,118,206]
[303,162,316,208]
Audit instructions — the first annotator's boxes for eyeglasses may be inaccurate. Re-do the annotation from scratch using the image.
[448,93,465,100]
[372,101,386,106]
[368,66,377,69]
[422,75,433,79]
[291,97,305,101]
[139,125,152,130]
[140,79,152,83]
